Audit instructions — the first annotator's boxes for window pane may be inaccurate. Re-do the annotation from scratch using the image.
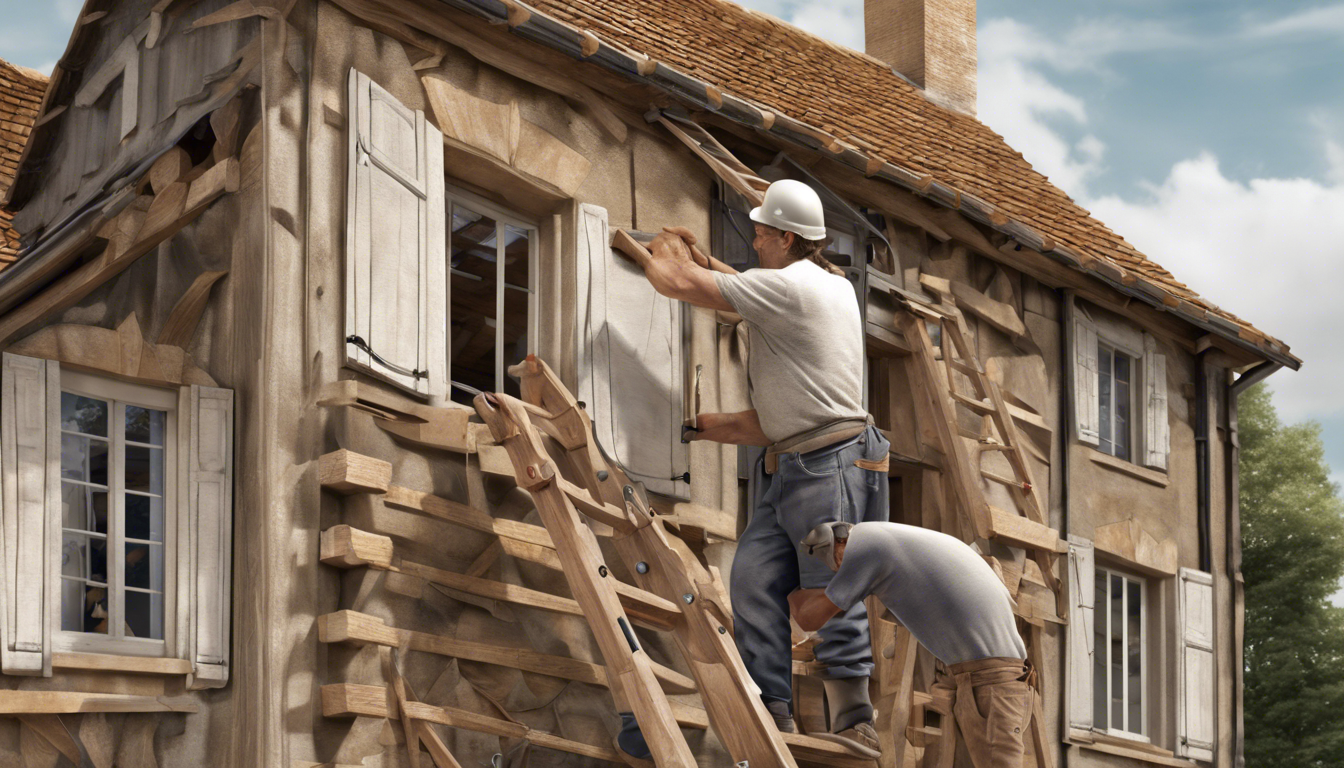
[450,205,499,406]
[502,224,530,399]
[1115,354,1132,461]
[1098,345,1113,454]
[61,533,107,582]
[61,393,108,436]
[124,445,164,495]
[1093,571,1108,728]
[125,406,166,446]
[1110,573,1124,728]
[124,543,164,591]
[61,579,108,634]
[125,493,165,542]
[61,434,108,486]
[1127,578,1143,733]
[125,590,164,640]
[61,484,108,534]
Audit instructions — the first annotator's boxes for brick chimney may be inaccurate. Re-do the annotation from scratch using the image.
[865,0,976,116]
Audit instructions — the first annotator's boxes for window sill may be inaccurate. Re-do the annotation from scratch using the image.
[1068,730,1197,768]
[1087,449,1169,487]
[52,652,193,675]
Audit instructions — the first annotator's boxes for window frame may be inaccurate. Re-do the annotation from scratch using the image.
[445,185,539,402]
[1093,564,1149,742]
[1096,340,1139,462]
[54,371,177,658]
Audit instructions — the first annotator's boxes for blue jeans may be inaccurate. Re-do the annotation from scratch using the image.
[732,426,891,707]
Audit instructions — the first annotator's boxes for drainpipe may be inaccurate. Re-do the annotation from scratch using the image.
[1060,290,1075,768]
[1196,352,1211,572]
[1226,360,1279,768]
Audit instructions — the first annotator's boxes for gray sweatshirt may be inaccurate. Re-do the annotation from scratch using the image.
[824,522,1027,665]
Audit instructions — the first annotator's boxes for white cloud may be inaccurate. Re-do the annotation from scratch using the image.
[788,2,865,52]
[979,19,1105,197]
[1244,3,1344,38]
[1089,155,1344,423]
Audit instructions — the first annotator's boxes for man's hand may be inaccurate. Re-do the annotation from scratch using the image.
[649,228,696,265]
[683,410,771,446]
[629,226,735,312]
[789,588,843,633]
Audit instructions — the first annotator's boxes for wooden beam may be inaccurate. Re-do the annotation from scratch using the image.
[320,525,395,568]
[318,610,696,694]
[987,506,1067,554]
[323,683,627,760]
[157,270,227,347]
[0,159,238,346]
[319,449,392,494]
[0,692,198,714]
[328,0,626,142]
[382,485,555,550]
[51,653,193,675]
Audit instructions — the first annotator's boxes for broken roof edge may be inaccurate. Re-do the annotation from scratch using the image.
[430,0,1299,371]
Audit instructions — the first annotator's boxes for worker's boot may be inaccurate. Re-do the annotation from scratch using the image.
[613,713,654,768]
[818,676,881,759]
[765,699,797,733]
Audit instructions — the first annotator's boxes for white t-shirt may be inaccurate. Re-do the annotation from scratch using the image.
[826,523,1027,665]
[714,260,866,443]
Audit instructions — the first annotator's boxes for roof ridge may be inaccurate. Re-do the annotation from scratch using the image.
[0,57,50,88]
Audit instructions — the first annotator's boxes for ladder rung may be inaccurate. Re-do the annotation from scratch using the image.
[987,506,1067,554]
[947,357,982,376]
[905,725,944,748]
[558,478,633,532]
[981,468,1030,491]
[976,441,1014,453]
[950,391,995,415]
[612,581,682,632]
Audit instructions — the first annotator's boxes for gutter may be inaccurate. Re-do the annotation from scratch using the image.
[430,0,1299,373]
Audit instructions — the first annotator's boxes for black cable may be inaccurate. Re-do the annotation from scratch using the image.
[346,335,427,380]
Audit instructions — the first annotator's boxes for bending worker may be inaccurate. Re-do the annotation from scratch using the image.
[791,521,1033,768]
[622,179,890,757]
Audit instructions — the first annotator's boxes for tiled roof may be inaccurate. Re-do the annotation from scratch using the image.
[0,58,46,268]
[512,0,1294,364]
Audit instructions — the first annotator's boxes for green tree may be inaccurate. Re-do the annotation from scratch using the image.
[1241,383,1344,767]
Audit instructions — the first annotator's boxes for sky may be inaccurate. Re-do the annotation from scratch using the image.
[2,3,1343,576]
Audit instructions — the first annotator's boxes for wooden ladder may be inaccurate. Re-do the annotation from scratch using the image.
[473,356,871,768]
[900,276,1066,597]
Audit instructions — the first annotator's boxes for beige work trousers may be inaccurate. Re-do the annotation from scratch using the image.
[923,657,1033,768]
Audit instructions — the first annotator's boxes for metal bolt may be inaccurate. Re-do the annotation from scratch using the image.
[682,594,695,604]
[596,470,609,481]
[636,562,649,574]
[598,565,608,578]
[623,485,636,499]
[718,626,727,634]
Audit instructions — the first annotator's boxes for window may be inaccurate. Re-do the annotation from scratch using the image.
[1072,305,1169,469]
[58,373,176,653]
[1097,343,1134,461]
[1093,566,1147,739]
[447,190,537,406]
[2,353,233,685]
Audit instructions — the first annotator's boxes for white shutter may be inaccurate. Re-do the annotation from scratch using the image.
[1178,567,1215,761]
[1073,312,1101,446]
[1066,536,1096,731]
[1143,334,1169,470]
[574,204,689,499]
[346,68,443,395]
[182,385,233,690]
[0,354,57,676]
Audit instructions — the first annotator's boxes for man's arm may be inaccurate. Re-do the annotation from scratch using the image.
[633,230,736,312]
[686,410,771,447]
[789,588,843,632]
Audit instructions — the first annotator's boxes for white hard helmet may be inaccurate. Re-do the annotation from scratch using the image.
[749,179,827,241]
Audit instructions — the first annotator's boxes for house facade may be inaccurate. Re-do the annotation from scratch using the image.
[0,1,1295,767]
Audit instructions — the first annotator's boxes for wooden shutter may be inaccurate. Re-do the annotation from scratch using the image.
[0,353,58,676]
[346,68,444,395]
[1143,333,1170,470]
[182,385,234,690]
[1073,312,1101,446]
[574,204,689,499]
[1066,536,1096,731]
[1178,567,1215,761]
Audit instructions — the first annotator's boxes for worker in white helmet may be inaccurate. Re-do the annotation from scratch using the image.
[618,179,890,759]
